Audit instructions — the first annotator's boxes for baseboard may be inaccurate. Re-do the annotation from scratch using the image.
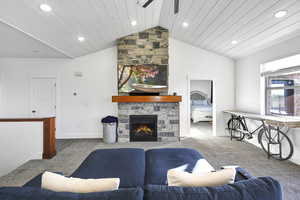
[27,152,43,160]
[57,136,102,139]
[246,136,300,165]
[289,149,300,165]
[0,152,43,177]
[57,132,102,139]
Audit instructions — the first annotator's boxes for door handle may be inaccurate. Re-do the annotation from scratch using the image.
[32,110,36,113]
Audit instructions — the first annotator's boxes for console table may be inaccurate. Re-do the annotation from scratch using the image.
[223,110,300,161]
[0,117,56,159]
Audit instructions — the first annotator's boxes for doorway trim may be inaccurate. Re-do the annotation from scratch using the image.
[187,75,216,136]
[29,74,60,137]
[30,76,57,117]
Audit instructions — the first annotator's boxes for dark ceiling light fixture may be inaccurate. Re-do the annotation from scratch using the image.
[142,0,154,8]
[140,0,179,14]
[174,0,179,14]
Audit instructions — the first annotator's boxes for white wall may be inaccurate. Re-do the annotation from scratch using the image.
[190,80,212,99]
[236,35,300,164]
[0,47,118,139]
[236,35,300,113]
[0,39,235,139]
[0,122,43,176]
[169,39,235,136]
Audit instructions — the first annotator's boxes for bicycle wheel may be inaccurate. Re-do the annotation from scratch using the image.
[227,117,246,141]
[258,127,294,160]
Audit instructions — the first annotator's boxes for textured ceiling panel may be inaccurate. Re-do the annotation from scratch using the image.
[0,0,300,59]
[0,21,67,58]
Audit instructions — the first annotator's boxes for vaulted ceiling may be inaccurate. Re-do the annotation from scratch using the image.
[1,0,300,59]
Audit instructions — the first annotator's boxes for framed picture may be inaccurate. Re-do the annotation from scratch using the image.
[118,64,168,95]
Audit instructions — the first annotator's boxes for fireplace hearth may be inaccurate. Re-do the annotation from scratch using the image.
[130,115,157,142]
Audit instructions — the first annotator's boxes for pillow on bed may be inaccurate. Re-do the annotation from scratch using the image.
[192,100,208,106]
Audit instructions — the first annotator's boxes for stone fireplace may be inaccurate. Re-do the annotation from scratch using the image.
[112,26,181,143]
[117,102,179,143]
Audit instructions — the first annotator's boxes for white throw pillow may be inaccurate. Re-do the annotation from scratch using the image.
[192,159,215,174]
[169,159,215,174]
[41,171,120,193]
[167,168,236,187]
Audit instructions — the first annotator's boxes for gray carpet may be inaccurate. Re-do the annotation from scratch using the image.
[0,124,299,200]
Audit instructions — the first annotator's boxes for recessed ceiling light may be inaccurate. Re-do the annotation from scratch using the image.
[131,20,137,26]
[40,4,52,12]
[182,22,189,28]
[274,10,287,18]
[77,36,85,42]
[231,40,238,45]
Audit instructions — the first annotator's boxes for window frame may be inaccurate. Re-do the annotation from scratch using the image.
[264,75,299,116]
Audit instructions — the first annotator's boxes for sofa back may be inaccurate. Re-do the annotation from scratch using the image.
[145,148,203,185]
[16,148,282,200]
[71,148,145,188]
[24,148,204,188]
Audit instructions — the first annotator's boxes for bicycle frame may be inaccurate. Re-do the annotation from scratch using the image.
[227,113,293,160]
[229,115,264,140]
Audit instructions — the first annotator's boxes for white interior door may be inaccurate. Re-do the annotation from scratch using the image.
[30,77,56,117]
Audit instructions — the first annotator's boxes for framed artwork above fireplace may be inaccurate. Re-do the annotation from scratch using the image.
[118,64,168,95]
[117,26,169,96]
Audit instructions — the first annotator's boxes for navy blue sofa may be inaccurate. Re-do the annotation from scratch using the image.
[0,148,282,200]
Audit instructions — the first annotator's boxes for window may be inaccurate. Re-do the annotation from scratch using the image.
[262,54,300,116]
[265,73,300,116]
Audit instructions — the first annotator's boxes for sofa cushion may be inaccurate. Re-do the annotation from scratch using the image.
[71,148,145,188]
[144,177,282,200]
[0,186,143,200]
[145,148,203,185]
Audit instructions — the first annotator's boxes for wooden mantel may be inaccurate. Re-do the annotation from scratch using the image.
[112,96,182,103]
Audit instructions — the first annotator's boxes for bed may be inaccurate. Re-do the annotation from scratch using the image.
[190,90,212,123]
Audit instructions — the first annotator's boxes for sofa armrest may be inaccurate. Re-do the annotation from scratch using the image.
[144,177,282,200]
[235,167,254,182]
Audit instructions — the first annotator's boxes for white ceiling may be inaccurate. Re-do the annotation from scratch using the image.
[161,0,300,58]
[0,21,67,58]
[0,0,300,59]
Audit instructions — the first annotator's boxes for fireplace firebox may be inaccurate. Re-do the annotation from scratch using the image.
[130,115,157,142]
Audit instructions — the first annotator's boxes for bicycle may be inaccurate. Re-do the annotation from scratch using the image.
[226,111,294,161]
